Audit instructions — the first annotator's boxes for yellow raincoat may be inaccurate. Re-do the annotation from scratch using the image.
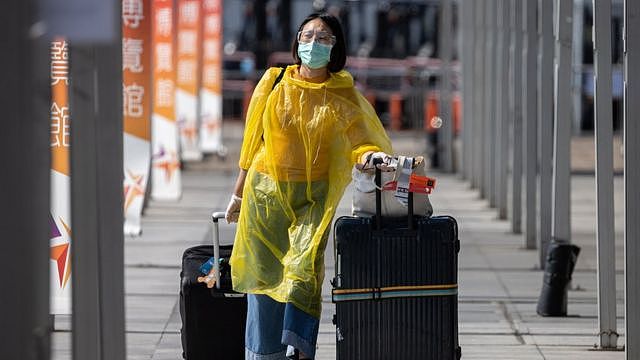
[230,65,392,318]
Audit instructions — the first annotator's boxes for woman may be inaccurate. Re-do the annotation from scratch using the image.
[209,13,392,359]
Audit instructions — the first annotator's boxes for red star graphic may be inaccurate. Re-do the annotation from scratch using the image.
[50,218,72,288]
[181,126,198,146]
[124,169,146,212]
[153,150,180,182]
[202,117,220,134]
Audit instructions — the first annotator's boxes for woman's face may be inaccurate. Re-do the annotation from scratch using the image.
[298,18,335,46]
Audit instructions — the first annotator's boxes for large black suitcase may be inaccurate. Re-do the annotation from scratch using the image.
[179,212,246,360]
[332,163,461,360]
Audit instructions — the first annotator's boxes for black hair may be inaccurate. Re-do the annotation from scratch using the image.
[291,13,347,72]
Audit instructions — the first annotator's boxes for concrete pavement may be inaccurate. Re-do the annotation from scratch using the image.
[51,123,626,359]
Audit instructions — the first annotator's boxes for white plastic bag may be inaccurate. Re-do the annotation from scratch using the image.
[351,156,433,217]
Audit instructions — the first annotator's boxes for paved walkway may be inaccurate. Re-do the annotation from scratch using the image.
[51,124,627,359]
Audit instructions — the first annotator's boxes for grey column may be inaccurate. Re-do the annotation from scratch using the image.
[511,0,523,233]
[439,0,454,172]
[485,0,497,206]
[0,2,51,360]
[538,0,555,266]
[624,1,640,357]
[498,0,512,220]
[473,0,486,191]
[592,0,618,349]
[70,28,127,360]
[551,0,573,244]
[524,0,539,249]
[572,0,585,134]
[462,0,475,181]
[494,0,506,216]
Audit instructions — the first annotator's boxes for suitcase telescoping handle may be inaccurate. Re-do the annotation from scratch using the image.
[373,157,414,230]
[211,211,226,289]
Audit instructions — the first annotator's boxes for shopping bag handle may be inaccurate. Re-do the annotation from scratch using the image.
[374,158,414,230]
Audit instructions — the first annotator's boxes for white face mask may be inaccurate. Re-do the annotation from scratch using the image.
[297,41,333,69]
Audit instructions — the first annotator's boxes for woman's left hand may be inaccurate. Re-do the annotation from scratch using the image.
[196,267,217,288]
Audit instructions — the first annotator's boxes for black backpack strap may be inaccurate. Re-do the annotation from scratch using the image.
[271,66,286,91]
[261,66,287,143]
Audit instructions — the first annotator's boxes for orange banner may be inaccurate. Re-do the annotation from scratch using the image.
[176,0,203,160]
[152,0,175,122]
[176,0,201,96]
[50,38,73,315]
[123,0,152,235]
[151,0,182,200]
[51,40,70,176]
[123,0,151,140]
[199,0,225,154]
[201,0,222,94]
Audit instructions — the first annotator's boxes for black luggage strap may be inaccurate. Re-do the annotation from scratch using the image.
[332,284,458,302]
[271,66,286,90]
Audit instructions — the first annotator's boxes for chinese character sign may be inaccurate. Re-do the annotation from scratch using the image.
[51,40,70,175]
[50,39,72,315]
[122,0,152,236]
[199,0,225,155]
[151,0,182,200]
[123,0,151,140]
[176,0,202,161]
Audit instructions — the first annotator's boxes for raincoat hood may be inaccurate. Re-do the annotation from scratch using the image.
[286,65,355,89]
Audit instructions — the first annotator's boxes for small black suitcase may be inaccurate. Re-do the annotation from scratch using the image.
[179,212,246,360]
[332,163,461,359]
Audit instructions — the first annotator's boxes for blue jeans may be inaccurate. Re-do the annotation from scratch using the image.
[245,294,319,359]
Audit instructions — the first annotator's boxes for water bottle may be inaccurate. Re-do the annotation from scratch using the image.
[199,256,224,275]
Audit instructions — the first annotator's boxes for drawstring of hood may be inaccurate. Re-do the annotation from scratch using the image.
[311,85,328,165]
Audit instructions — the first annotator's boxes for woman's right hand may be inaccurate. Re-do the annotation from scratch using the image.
[225,194,242,223]
[359,151,392,171]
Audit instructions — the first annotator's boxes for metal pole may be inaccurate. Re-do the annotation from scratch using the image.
[524,0,539,249]
[485,0,497,206]
[624,1,640,357]
[499,0,512,220]
[0,2,51,359]
[593,0,618,349]
[473,0,486,192]
[552,0,573,244]
[538,0,555,267]
[511,0,523,234]
[440,0,454,172]
[70,26,127,360]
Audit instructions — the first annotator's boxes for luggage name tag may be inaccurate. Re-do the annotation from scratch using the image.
[394,156,413,205]
[380,175,437,194]
[409,174,437,194]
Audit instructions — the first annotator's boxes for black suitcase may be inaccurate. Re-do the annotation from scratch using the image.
[179,212,247,360]
[332,163,461,360]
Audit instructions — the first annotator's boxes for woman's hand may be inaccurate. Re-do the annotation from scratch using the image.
[196,267,217,288]
[225,194,242,223]
[358,151,392,171]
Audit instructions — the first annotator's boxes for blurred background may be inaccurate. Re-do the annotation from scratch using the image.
[221,0,624,172]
